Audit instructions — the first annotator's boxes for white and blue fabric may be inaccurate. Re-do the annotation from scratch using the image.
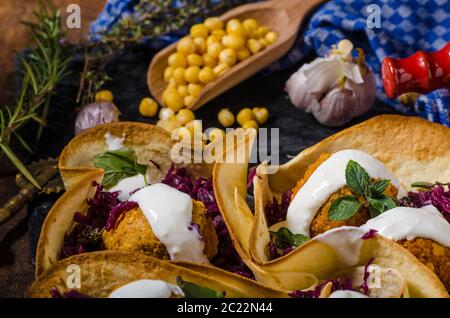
[90,0,450,126]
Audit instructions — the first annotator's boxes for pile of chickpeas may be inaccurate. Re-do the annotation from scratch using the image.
[161,17,278,111]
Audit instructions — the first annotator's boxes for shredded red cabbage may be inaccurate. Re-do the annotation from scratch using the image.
[361,229,378,240]
[400,184,450,223]
[265,190,292,227]
[163,164,253,278]
[289,276,355,298]
[359,257,375,295]
[51,287,91,298]
[105,200,139,231]
[247,166,257,189]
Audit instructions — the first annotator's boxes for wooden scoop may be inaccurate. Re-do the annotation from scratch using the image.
[147,0,326,110]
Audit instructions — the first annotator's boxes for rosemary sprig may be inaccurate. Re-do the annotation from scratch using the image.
[0,0,70,188]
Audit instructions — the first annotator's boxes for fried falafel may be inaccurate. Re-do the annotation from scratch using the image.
[102,200,218,260]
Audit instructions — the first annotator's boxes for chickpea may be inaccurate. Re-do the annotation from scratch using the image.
[217,108,235,127]
[252,107,269,124]
[207,35,221,45]
[202,53,217,68]
[187,53,203,67]
[184,66,200,84]
[236,107,254,126]
[237,47,250,61]
[211,29,226,39]
[177,84,189,97]
[204,17,223,31]
[198,66,216,84]
[226,19,245,37]
[172,67,186,85]
[207,42,223,59]
[190,23,209,38]
[242,119,259,130]
[139,97,158,117]
[168,52,187,68]
[193,37,207,54]
[95,90,114,102]
[247,38,263,54]
[213,63,230,77]
[242,18,259,37]
[256,26,270,38]
[185,120,203,136]
[259,38,270,48]
[159,107,175,120]
[184,95,196,108]
[219,48,237,66]
[222,34,245,50]
[172,127,192,142]
[164,88,184,111]
[177,37,196,55]
[188,83,203,97]
[176,108,195,125]
[265,31,278,44]
[164,66,174,83]
[157,118,181,133]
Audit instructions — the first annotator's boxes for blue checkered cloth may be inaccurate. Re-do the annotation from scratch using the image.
[90,0,450,126]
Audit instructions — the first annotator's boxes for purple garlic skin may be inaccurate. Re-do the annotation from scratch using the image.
[316,71,376,127]
[74,102,120,135]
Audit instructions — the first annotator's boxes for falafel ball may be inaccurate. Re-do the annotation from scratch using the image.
[102,200,218,260]
[291,153,398,237]
[399,238,450,291]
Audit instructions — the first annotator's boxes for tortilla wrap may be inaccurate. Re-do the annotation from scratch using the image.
[59,122,212,191]
[29,251,288,298]
[38,122,213,277]
[214,115,449,297]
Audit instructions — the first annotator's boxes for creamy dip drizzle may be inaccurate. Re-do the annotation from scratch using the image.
[328,290,369,298]
[109,279,184,298]
[129,183,209,264]
[105,132,125,150]
[286,149,404,236]
[109,174,147,201]
[315,226,366,266]
[361,205,450,248]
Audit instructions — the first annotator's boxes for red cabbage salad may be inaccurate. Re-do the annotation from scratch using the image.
[63,162,251,277]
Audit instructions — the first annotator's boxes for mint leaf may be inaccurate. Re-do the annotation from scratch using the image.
[345,160,370,196]
[368,195,397,218]
[93,149,147,188]
[328,196,363,221]
[369,179,390,196]
[176,277,225,298]
[270,227,309,249]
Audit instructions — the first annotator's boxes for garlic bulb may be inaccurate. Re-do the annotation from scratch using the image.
[74,102,120,135]
[285,40,376,127]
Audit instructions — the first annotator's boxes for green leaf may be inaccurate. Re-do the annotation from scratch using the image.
[270,227,309,250]
[328,196,363,221]
[176,277,225,298]
[369,179,390,197]
[93,148,147,189]
[368,195,397,218]
[345,160,370,196]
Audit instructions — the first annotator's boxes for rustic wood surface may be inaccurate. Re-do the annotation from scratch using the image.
[0,0,105,298]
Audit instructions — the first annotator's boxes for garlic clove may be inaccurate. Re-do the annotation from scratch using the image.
[74,102,120,135]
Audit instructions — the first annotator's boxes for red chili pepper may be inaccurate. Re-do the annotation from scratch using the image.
[382,42,450,99]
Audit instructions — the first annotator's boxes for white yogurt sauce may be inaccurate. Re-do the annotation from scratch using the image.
[286,149,404,236]
[328,290,369,298]
[361,205,450,247]
[105,132,125,150]
[315,226,366,266]
[129,183,209,264]
[108,174,147,201]
[109,279,184,298]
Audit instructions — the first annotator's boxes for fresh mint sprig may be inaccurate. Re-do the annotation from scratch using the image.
[270,227,309,250]
[176,277,225,298]
[329,160,397,221]
[93,148,147,189]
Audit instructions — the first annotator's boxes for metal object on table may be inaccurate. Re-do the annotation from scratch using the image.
[0,158,63,225]
[382,42,450,99]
